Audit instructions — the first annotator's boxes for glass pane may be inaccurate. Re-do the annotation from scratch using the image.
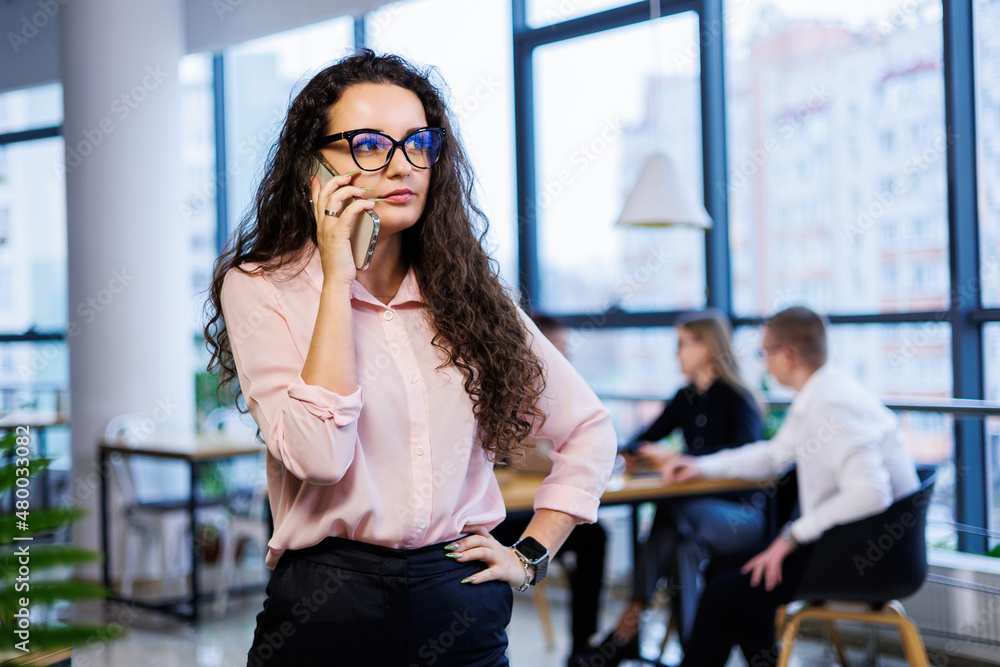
[976,0,1000,307]
[366,0,518,289]
[527,0,631,27]
[0,342,70,471]
[534,12,705,315]
[0,83,62,134]
[0,137,67,332]
[565,326,680,442]
[225,16,355,238]
[985,323,999,550]
[725,1,949,316]
[179,53,218,339]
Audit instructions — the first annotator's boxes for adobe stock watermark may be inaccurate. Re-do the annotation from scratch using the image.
[181,122,278,222]
[719,84,832,202]
[212,0,245,21]
[563,244,672,357]
[886,255,999,370]
[408,609,479,667]
[245,566,353,667]
[55,66,170,176]
[17,267,135,381]
[725,417,843,533]
[452,74,502,122]
[365,2,405,38]
[843,128,953,241]
[518,116,624,229]
[7,0,70,54]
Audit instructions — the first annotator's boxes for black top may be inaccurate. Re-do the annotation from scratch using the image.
[624,380,762,457]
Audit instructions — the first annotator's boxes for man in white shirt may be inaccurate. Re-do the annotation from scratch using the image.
[665,306,920,667]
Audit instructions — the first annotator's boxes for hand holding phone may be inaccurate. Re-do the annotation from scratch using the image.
[312,157,380,270]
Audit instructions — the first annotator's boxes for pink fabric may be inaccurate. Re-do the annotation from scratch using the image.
[220,242,617,569]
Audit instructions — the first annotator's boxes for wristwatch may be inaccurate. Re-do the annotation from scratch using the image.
[511,536,549,585]
[780,522,800,550]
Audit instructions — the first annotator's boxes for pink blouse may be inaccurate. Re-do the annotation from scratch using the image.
[220,242,617,569]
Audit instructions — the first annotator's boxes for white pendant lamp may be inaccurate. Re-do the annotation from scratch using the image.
[615,152,712,229]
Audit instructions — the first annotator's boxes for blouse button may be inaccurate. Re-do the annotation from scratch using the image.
[383,310,394,321]
[409,373,418,384]
[695,414,707,427]
[417,519,427,529]
[692,436,704,448]
[415,445,425,455]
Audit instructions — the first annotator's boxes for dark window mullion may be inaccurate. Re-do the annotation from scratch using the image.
[943,0,986,554]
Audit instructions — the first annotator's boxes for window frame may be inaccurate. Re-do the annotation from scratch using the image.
[511,0,1000,554]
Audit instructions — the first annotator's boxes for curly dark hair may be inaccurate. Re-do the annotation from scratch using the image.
[203,50,545,459]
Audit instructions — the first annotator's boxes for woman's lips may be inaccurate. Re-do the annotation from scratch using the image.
[379,189,414,204]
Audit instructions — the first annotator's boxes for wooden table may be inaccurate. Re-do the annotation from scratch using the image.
[497,469,766,513]
[496,469,772,566]
[98,435,265,624]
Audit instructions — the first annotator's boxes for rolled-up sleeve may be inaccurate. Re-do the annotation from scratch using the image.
[220,267,362,485]
[519,311,618,524]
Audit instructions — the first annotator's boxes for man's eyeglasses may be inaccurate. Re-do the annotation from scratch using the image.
[314,127,447,172]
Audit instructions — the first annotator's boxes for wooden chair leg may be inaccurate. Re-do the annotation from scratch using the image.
[885,602,930,667]
[532,578,555,650]
[659,607,678,656]
[825,619,850,667]
[775,604,787,637]
[776,611,807,667]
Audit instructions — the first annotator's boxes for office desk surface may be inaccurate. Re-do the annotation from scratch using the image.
[99,435,264,461]
[497,469,764,514]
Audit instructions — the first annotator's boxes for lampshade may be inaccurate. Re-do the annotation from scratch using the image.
[615,153,712,229]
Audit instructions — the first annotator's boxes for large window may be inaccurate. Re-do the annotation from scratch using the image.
[0,84,69,471]
[0,83,62,134]
[725,0,948,317]
[514,0,997,554]
[985,323,1000,550]
[224,17,356,237]
[533,11,706,314]
[976,0,1000,308]
[365,0,518,288]
[528,0,631,27]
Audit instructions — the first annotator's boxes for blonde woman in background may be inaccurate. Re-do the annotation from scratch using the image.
[577,309,765,667]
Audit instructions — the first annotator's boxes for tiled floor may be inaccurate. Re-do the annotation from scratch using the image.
[70,584,913,667]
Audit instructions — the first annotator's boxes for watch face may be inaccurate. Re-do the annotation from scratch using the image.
[515,537,548,562]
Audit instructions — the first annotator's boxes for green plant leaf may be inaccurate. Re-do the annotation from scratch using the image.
[0,623,118,656]
[0,580,108,613]
[0,545,101,575]
[0,459,53,494]
[0,508,86,543]
[988,543,1000,558]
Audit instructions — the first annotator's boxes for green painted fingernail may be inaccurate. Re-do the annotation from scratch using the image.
[345,170,361,176]
[371,198,386,202]
[461,576,475,584]
[446,552,462,559]
[360,186,374,190]
[444,544,459,551]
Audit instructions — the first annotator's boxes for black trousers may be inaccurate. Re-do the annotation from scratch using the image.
[678,544,815,667]
[247,536,513,667]
[491,518,607,655]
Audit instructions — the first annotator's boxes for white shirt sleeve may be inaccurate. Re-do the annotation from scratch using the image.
[789,402,896,543]
[696,410,799,480]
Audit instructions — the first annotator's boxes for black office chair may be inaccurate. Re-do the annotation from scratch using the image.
[776,466,936,667]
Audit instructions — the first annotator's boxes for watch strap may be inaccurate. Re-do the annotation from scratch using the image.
[531,554,548,585]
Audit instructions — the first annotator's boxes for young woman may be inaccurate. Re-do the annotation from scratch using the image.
[204,50,616,666]
[576,309,765,667]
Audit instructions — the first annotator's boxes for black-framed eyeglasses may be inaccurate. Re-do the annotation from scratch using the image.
[314,127,447,171]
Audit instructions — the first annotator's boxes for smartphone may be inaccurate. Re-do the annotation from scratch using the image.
[312,157,380,270]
